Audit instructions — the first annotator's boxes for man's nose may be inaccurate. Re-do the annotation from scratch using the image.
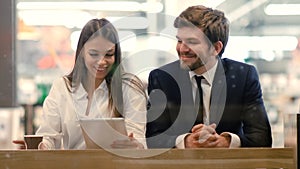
[180,43,190,52]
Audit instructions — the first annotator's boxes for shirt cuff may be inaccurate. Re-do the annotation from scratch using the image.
[175,133,190,149]
[221,132,241,148]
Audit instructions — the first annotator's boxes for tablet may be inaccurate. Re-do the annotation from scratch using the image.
[79,118,128,149]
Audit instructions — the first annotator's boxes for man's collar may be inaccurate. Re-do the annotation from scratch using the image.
[189,61,218,86]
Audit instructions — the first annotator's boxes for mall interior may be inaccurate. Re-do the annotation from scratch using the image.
[0,0,300,150]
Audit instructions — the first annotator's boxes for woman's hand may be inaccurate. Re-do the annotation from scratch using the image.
[110,133,144,149]
[12,140,48,150]
[12,140,26,149]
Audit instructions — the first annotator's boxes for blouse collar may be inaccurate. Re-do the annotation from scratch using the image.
[74,80,107,100]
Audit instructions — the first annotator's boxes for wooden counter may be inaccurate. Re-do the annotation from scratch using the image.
[284,113,299,169]
[0,148,296,169]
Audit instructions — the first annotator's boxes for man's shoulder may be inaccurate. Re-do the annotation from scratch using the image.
[148,60,181,79]
[222,58,255,70]
[160,60,180,69]
[153,60,180,72]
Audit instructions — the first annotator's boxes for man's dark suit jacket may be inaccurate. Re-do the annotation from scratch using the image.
[146,58,272,148]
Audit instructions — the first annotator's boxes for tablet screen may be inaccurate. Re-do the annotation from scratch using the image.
[79,118,128,149]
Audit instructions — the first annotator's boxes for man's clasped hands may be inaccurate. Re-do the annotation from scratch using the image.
[185,123,231,148]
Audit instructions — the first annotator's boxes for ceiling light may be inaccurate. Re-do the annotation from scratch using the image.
[17,1,163,13]
[17,1,140,11]
[227,36,298,51]
[107,17,149,29]
[201,0,226,8]
[18,10,93,28]
[265,4,300,15]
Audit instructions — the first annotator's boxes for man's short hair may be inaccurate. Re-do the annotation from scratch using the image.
[174,5,230,57]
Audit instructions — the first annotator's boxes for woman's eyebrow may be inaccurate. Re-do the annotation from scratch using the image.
[106,47,116,52]
[88,49,99,52]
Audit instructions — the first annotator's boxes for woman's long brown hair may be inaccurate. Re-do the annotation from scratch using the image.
[64,18,145,117]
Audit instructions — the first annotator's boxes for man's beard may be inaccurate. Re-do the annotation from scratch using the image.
[180,57,205,71]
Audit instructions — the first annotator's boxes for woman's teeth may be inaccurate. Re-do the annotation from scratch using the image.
[96,66,107,71]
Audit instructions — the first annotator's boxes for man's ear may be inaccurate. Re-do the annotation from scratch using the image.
[213,41,223,55]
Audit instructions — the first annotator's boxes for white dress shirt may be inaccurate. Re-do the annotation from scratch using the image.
[176,62,241,148]
[36,77,147,149]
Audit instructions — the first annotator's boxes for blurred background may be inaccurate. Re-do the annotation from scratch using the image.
[1,0,300,149]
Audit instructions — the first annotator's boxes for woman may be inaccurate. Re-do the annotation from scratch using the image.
[16,18,147,149]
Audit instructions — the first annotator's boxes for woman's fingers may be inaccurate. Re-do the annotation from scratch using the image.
[12,140,25,145]
[12,140,26,149]
[128,133,134,138]
[111,134,144,149]
[111,139,138,149]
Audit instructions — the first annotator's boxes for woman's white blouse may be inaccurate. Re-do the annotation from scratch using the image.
[36,77,147,149]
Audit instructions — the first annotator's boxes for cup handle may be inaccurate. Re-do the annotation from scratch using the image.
[24,142,28,150]
[38,142,49,150]
[38,142,43,150]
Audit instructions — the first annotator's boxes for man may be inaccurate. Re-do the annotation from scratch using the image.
[146,5,272,148]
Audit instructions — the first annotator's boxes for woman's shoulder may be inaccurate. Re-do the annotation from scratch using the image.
[44,77,69,102]
[49,76,71,91]
[51,77,67,86]
[121,72,140,79]
[121,73,146,95]
[122,73,144,85]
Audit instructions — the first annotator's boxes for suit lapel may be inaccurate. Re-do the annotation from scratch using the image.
[165,60,227,126]
[209,58,227,126]
[170,62,196,125]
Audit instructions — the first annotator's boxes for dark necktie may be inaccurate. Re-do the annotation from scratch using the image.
[194,75,204,124]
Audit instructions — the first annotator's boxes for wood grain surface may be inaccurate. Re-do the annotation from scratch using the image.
[0,148,296,169]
